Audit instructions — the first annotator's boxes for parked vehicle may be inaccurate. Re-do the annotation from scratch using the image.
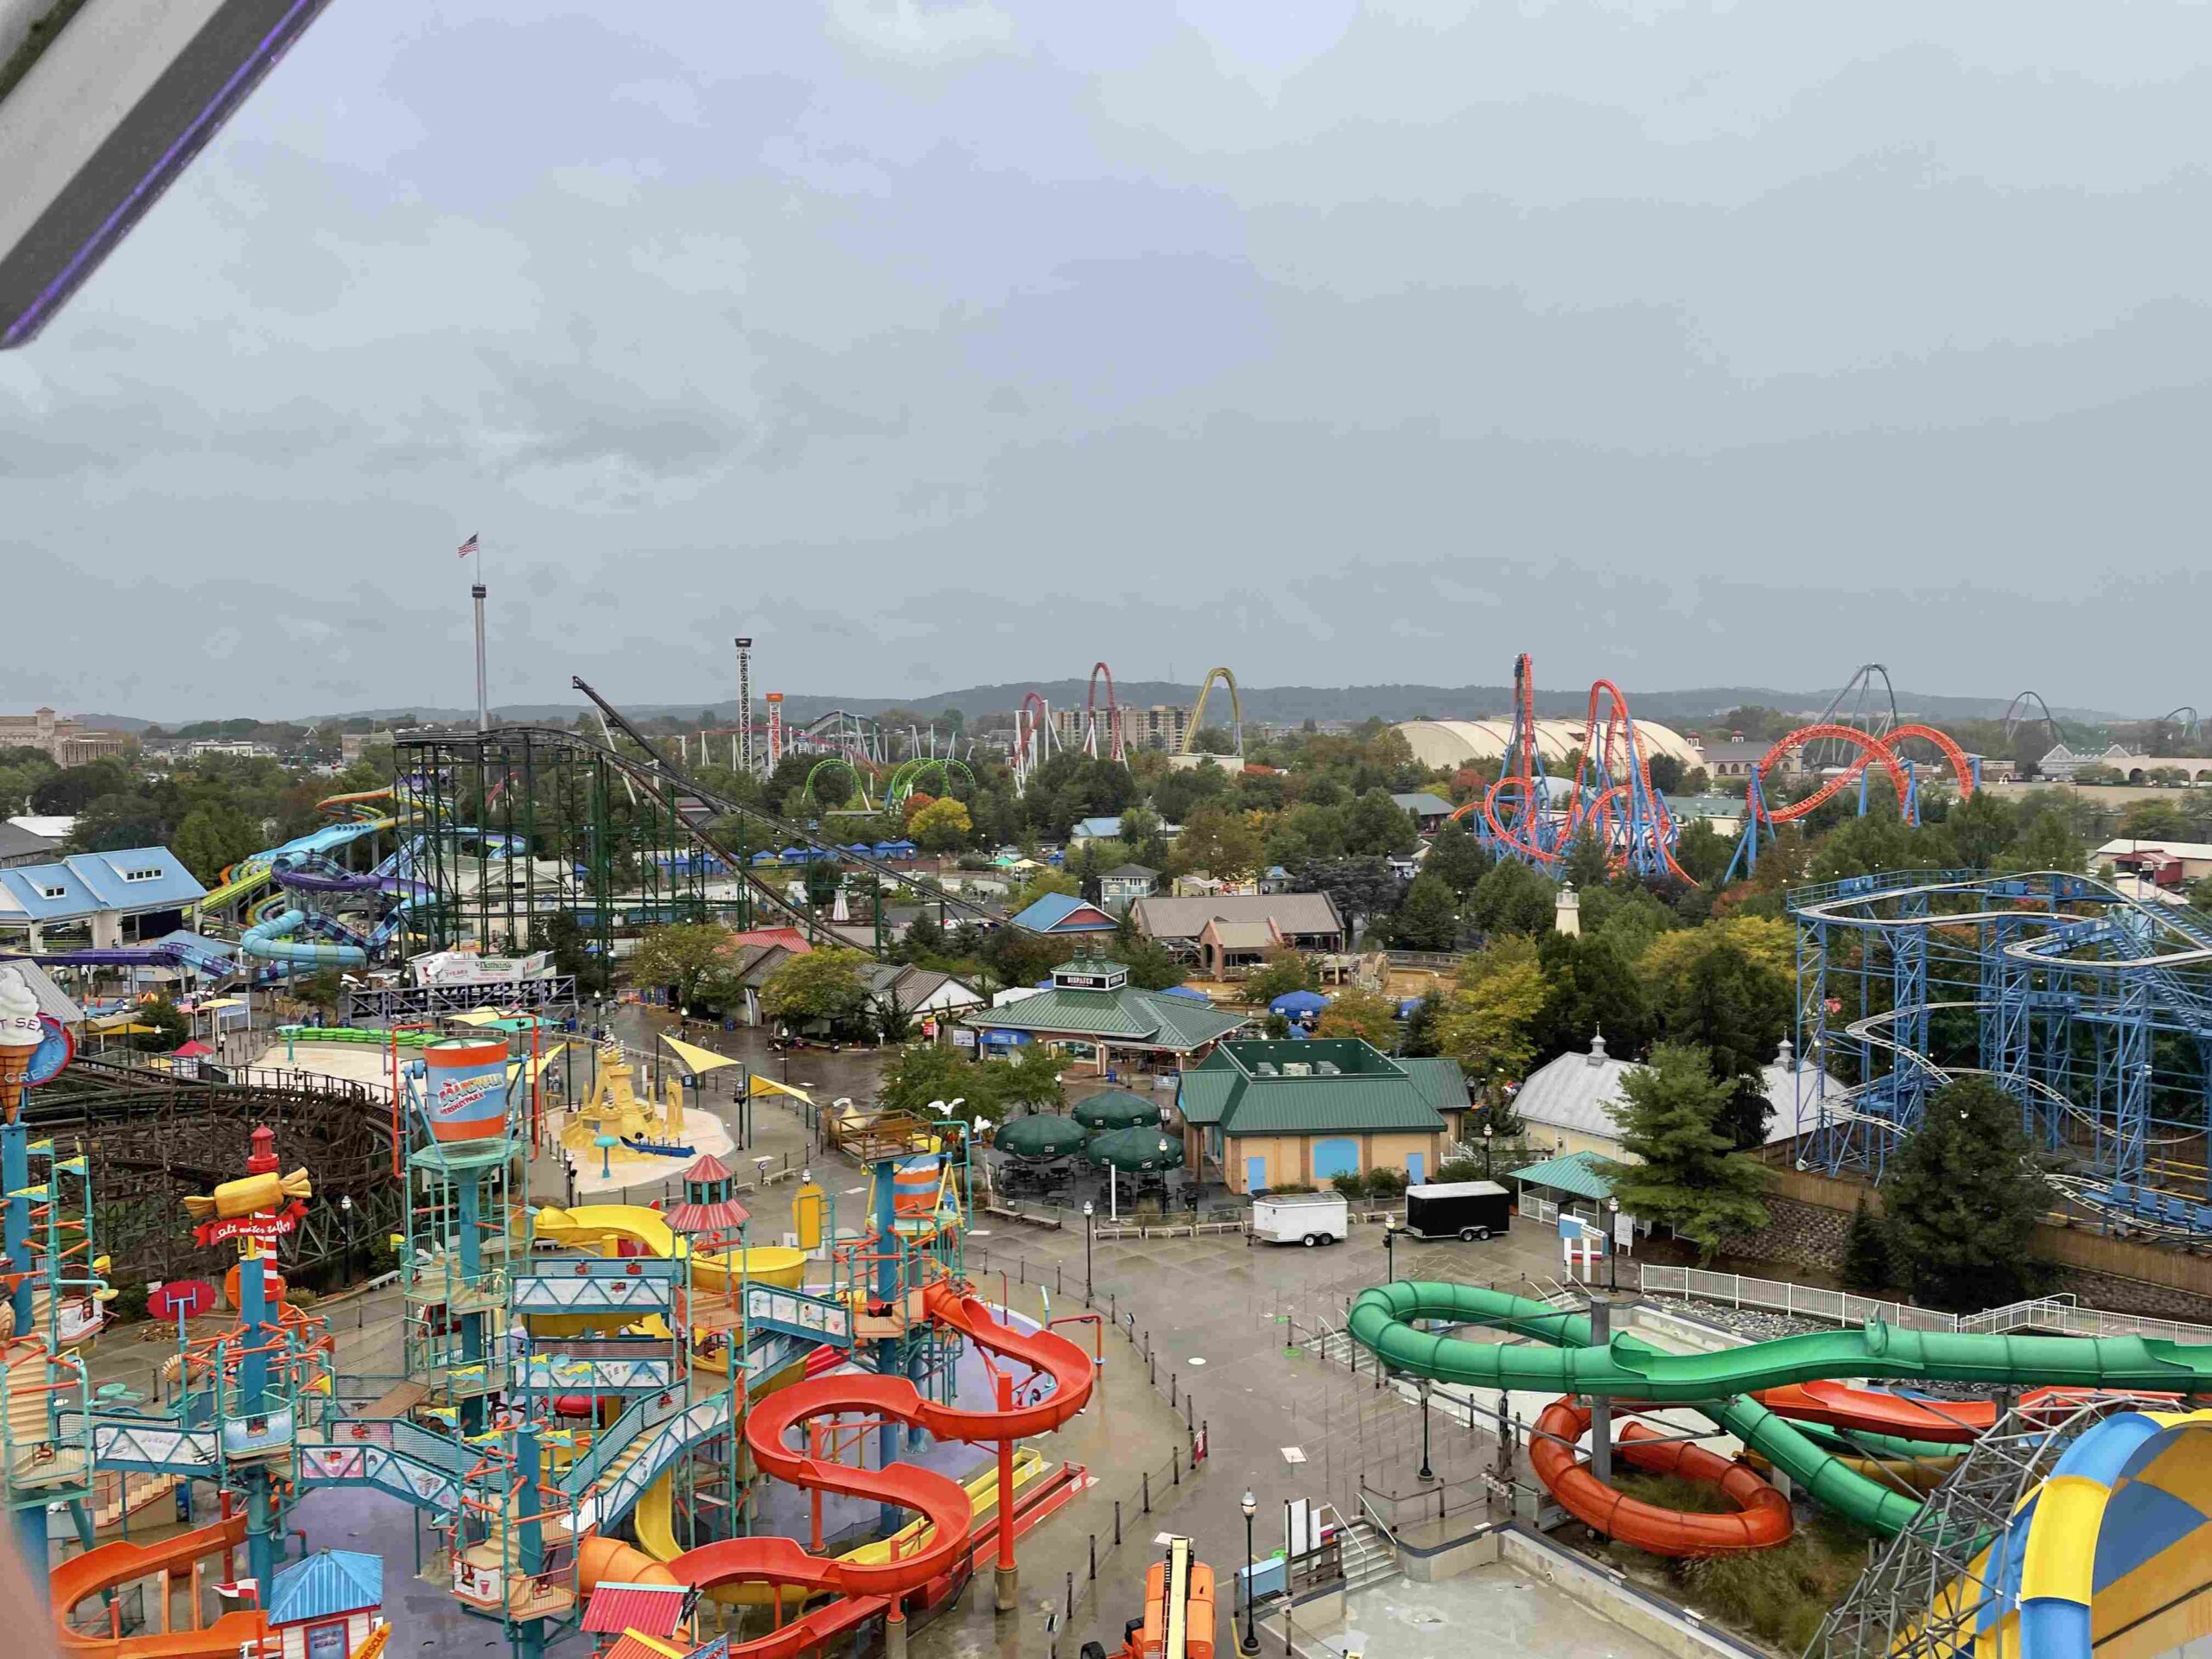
[1402,1180,1511,1242]
[1249,1191,1350,1248]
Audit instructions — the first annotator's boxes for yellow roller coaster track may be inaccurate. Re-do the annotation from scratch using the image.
[1182,665,1243,755]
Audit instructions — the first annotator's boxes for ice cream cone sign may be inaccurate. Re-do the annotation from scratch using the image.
[0,966,43,1124]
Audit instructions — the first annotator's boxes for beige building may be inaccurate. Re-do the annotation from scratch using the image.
[0,708,128,766]
[1049,702,1194,754]
[1176,1037,1470,1193]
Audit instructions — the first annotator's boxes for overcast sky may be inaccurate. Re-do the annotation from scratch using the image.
[3,2,2209,720]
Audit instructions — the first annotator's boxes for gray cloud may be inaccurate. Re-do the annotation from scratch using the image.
[4,1,2211,719]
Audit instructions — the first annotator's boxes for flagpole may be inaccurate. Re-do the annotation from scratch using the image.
[471,537,488,734]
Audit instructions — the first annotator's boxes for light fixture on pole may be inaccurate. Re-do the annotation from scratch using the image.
[1240,1487,1261,1655]
[1083,1199,1095,1300]
[1606,1195,1620,1292]
[1382,1211,1395,1283]
[1481,1121,1493,1179]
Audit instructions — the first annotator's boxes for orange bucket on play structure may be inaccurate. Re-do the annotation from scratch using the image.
[423,1039,512,1143]
[893,1154,941,1217]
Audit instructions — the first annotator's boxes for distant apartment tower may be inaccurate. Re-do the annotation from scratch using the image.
[1048,703,1193,754]
[0,708,127,766]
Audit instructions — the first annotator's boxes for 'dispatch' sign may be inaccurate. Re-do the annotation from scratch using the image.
[195,1200,307,1249]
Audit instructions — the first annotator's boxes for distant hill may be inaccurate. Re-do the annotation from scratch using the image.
[112,681,2125,732]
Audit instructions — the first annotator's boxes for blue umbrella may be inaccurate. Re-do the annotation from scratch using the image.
[1270,990,1329,1015]
[1396,998,1423,1019]
[1161,986,1211,1001]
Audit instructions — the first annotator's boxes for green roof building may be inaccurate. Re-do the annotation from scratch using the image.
[1176,1038,1471,1194]
[960,954,1249,1077]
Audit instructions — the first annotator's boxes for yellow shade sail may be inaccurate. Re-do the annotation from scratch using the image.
[446,1008,505,1027]
[662,1034,739,1077]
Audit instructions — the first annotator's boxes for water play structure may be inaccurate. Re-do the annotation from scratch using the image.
[16,968,1094,1659]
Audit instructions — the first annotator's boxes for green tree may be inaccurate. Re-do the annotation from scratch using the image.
[1421,813,1493,896]
[1655,941,1789,1147]
[1672,821,1734,885]
[1839,1196,1895,1294]
[997,1046,1071,1115]
[1530,932,1653,1062]
[2001,802,2088,875]
[530,911,608,995]
[1117,935,1188,992]
[1339,791,1417,856]
[1314,987,1399,1049]
[760,946,873,1037]
[1883,1077,2047,1310]
[1399,988,1443,1058]
[1170,805,1266,883]
[1467,858,1554,938]
[1604,1041,1770,1261]
[1944,791,2018,869]
[629,923,733,1009]
[1387,872,1461,951]
[1560,832,1611,893]
[879,1042,1000,1121]
[170,805,258,885]
[134,995,192,1052]
[1434,937,1548,1084]
[1243,948,1317,1004]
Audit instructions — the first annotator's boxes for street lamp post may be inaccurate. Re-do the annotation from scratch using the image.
[1481,1122,1493,1179]
[1082,1200,1095,1301]
[339,1193,354,1284]
[1418,1376,1434,1481]
[1606,1196,1620,1292]
[1382,1213,1395,1282]
[1240,1488,1261,1655]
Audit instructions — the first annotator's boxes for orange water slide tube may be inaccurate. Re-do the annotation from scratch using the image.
[1529,1398,1793,1558]
[52,1514,269,1658]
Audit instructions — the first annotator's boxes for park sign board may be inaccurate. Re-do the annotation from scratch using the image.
[745,1284,854,1349]
[195,1201,306,1249]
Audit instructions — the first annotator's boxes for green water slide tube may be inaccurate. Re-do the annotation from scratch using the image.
[1349,1282,2212,1537]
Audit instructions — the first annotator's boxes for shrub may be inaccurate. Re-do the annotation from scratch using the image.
[1329,1172,1368,1198]
[1433,1157,1482,1184]
[1366,1168,1409,1198]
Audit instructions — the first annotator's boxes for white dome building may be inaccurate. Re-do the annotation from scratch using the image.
[1395,717,1701,772]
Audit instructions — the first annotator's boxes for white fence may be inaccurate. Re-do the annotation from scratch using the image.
[1637,1266,2212,1344]
[1637,1264,1958,1332]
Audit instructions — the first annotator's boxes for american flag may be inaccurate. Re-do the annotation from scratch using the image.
[456,532,479,559]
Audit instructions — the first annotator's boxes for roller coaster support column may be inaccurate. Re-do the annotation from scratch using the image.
[871,1155,904,1535]
[2,1118,29,1344]
[458,1168,487,1435]
[2,1109,36,1584]
[237,1237,282,1586]
[512,1421,548,1659]
[995,1368,1018,1613]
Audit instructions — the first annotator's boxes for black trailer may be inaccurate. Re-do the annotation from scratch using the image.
[1402,1179,1512,1242]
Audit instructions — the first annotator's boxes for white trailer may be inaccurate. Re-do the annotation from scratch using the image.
[1249,1192,1351,1248]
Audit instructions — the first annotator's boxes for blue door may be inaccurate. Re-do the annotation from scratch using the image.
[1313,1138,1360,1181]
[1407,1151,1426,1186]
[1246,1156,1268,1193]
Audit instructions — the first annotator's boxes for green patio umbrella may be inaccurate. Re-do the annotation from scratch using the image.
[1084,1125,1186,1173]
[995,1114,1090,1160]
[1071,1090,1162,1131]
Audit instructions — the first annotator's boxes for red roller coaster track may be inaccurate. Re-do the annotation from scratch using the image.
[1740,720,1974,828]
[1084,661,1124,761]
[1452,656,1695,883]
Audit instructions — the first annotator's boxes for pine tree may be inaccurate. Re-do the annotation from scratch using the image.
[1883,1077,2046,1311]
[1656,942,1789,1148]
[1839,1196,1894,1293]
[1389,873,1462,951]
[1605,1042,1770,1261]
